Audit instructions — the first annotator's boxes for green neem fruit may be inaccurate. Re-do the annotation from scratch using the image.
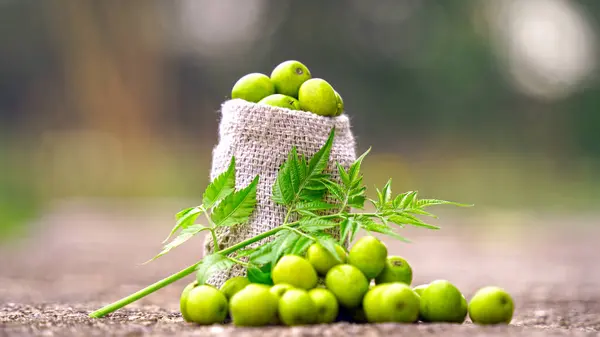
[363,283,420,323]
[375,256,413,286]
[468,286,514,325]
[180,281,198,322]
[308,288,339,324]
[229,284,279,327]
[419,280,467,323]
[219,276,251,300]
[231,73,275,103]
[306,243,347,276]
[270,60,311,98]
[334,91,344,116]
[325,264,369,309]
[412,284,429,322]
[278,288,317,326]
[258,94,300,110]
[184,285,228,325]
[269,283,295,325]
[298,78,338,116]
[270,283,295,298]
[348,236,388,279]
[412,284,429,297]
[272,255,318,290]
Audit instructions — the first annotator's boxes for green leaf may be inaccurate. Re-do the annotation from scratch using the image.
[357,217,410,243]
[272,231,300,267]
[149,224,208,262]
[339,217,353,245]
[307,128,336,178]
[211,175,259,227]
[196,254,236,284]
[298,218,339,232]
[163,206,203,243]
[381,179,393,205]
[322,179,345,202]
[348,147,371,184]
[202,156,237,209]
[289,236,313,256]
[272,128,335,207]
[347,194,366,209]
[248,233,286,265]
[247,263,273,285]
[272,147,302,205]
[387,214,440,230]
[415,198,474,208]
[336,162,351,187]
[398,191,418,209]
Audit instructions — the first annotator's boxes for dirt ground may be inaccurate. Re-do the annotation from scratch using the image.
[1,199,599,336]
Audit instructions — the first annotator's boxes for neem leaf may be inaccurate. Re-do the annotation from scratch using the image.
[272,231,300,266]
[357,216,410,243]
[163,206,204,243]
[211,175,259,227]
[415,198,474,208]
[298,218,339,232]
[387,214,440,230]
[247,263,273,285]
[347,147,371,185]
[289,236,313,256]
[272,147,302,205]
[307,128,335,178]
[196,254,235,284]
[203,156,237,209]
[148,224,208,263]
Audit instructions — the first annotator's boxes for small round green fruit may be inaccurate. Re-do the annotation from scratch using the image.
[270,60,311,98]
[306,243,347,276]
[375,256,413,286]
[348,236,388,279]
[308,288,339,324]
[185,285,228,325]
[325,264,369,309]
[419,280,467,323]
[363,283,420,323]
[334,91,344,116]
[272,255,318,290]
[468,286,514,325]
[298,78,338,116]
[229,284,279,327]
[219,276,251,300]
[231,73,275,103]
[278,288,317,326]
[258,94,300,110]
[180,281,198,322]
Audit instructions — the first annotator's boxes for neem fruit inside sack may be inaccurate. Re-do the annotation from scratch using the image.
[270,60,312,98]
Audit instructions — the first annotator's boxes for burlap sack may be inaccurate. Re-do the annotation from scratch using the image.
[204,98,357,288]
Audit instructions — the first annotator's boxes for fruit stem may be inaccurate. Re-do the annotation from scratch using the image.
[88,224,292,318]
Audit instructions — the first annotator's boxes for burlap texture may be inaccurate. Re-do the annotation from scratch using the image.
[204,99,357,288]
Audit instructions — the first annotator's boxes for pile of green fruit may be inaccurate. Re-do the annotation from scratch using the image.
[180,236,514,327]
[231,60,344,117]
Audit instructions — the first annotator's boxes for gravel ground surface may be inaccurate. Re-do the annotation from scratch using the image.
[1,199,599,336]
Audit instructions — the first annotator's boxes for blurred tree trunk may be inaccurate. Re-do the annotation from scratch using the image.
[51,0,166,151]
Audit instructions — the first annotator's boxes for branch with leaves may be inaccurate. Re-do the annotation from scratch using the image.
[89,128,471,318]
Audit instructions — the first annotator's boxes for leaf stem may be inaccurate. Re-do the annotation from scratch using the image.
[281,225,315,241]
[89,223,296,318]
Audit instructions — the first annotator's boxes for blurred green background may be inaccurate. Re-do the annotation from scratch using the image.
[1,0,600,241]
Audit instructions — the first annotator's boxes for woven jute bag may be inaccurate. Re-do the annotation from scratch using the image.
[204,99,357,288]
